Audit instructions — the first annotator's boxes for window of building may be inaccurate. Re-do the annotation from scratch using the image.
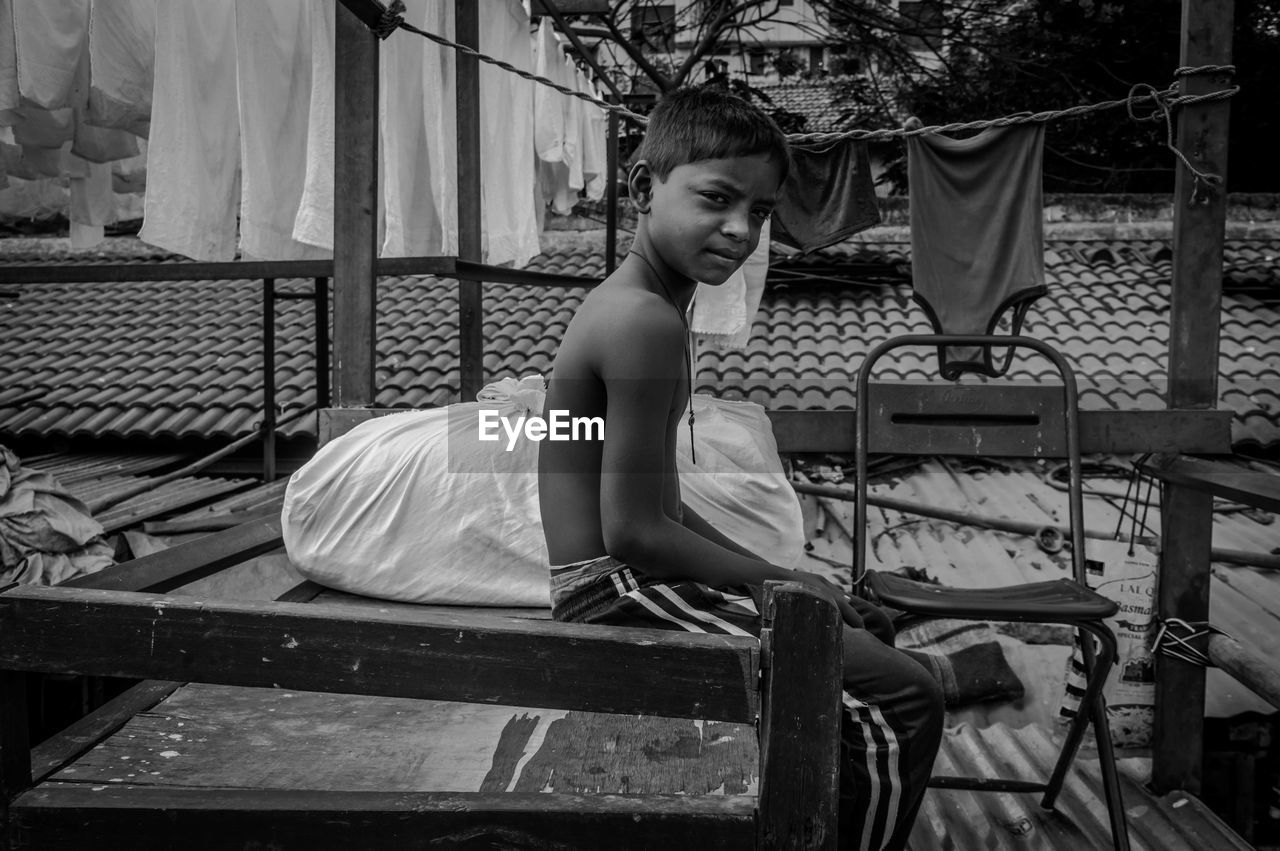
[631,3,675,52]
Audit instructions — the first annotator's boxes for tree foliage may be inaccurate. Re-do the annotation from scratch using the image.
[829,0,1280,193]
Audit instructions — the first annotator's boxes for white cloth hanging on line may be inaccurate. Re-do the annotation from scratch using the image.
[138,0,240,261]
[236,0,328,261]
[691,218,772,350]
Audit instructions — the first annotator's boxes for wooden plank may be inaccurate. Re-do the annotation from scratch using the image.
[11,786,755,850]
[456,0,484,403]
[64,517,283,593]
[1141,454,1280,513]
[1155,0,1235,796]
[0,587,758,722]
[29,681,182,784]
[49,683,757,795]
[757,582,841,849]
[530,0,612,14]
[333,0,379,407]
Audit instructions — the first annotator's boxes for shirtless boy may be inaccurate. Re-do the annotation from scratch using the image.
[538,86,943,850]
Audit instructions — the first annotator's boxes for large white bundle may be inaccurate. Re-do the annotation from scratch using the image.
[283,379,805,605]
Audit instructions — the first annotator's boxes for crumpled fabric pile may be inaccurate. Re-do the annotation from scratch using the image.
[0,445,113,585]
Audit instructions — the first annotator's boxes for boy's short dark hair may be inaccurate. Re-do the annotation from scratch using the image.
[636,86,791,184]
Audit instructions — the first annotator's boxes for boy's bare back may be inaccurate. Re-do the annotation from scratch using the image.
[538,272,691,566]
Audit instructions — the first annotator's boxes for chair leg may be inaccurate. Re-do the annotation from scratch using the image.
[1040,624,1129,850]
[1042,624,1115,808]
[1091,693,1131,851]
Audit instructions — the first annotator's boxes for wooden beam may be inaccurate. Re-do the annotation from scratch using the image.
[1155,0,1234,796]
[0,586,758,723]
[62,517,283,594]
[1141,454,1280,514]
[456,0,484,404]
[333,0,380,407]
[29,681,182,784]
[11,786,755,850]
[757,582,842,849]
[766,408,1233,456]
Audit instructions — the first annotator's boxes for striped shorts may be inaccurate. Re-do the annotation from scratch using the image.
[549,554,943,851]
[549,554,761,637]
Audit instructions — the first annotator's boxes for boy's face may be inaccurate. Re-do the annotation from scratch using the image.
[634,153,783,286]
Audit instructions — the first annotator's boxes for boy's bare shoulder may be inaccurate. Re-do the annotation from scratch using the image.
[569,272,687,368]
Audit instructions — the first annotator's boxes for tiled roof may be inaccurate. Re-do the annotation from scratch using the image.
[1,235,1278,451]
[755,80,862,133]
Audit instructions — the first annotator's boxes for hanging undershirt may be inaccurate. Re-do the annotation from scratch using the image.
[907,124,1047,378]
[139,0,240,261]
[236,0,329,261]
[771,138,880,254]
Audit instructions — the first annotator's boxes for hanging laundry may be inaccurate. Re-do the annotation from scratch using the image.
[86,0,156,139]
[69,155,113,248]
[534,19,581,217]
[771,137,880,254]
[692,218,772,350]
[235,0,328,261]
[580,75,607,203]
[139,0,239,261]
[0,0,18,122]
[907,124,1047,378]
[419,0,456,255]
[476,0,540,266]
[11,0,88,111]
[293,0,336,251]
[380,0,449,258]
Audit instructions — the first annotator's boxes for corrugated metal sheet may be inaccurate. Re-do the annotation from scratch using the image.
[912,723,1250,850]
[800,455,1280,719]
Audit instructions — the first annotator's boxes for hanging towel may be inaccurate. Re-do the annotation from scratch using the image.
[12,0,89,111]
[139,0,239,261]
[692,218,772,350]
[907,124,1046,378]
[235,0,328,261]
[771,138,879,254]
[86,0,155,138]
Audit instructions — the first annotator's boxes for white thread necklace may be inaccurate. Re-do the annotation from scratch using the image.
[628,249,696,464]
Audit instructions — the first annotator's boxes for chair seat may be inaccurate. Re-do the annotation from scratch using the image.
[865,572,1119,623]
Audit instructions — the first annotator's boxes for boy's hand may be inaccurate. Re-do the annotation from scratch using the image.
[789,572,864,630]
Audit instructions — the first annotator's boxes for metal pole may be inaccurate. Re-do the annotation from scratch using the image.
[262,278,277,483]
[316,276,330,409]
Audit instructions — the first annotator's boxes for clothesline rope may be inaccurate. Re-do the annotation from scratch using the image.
[376,1,1237,162]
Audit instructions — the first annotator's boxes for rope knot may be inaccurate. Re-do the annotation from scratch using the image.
[373,0,406,40]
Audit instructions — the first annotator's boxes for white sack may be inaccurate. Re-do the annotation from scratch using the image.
[283,381,805,605]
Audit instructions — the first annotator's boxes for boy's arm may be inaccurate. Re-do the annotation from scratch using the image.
[679,502,768,563]
[595,307,860,626]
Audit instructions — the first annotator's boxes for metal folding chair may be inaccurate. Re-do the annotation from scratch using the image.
[854,333,1131,851]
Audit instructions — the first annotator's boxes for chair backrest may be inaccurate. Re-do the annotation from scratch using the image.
[854,334,1086,585]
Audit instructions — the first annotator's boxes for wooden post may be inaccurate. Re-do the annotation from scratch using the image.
[1153,0,1233,795]
[1,670,31,838]
[332,0,379,408]
[757,582,842,849]
[456,0,484,404]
